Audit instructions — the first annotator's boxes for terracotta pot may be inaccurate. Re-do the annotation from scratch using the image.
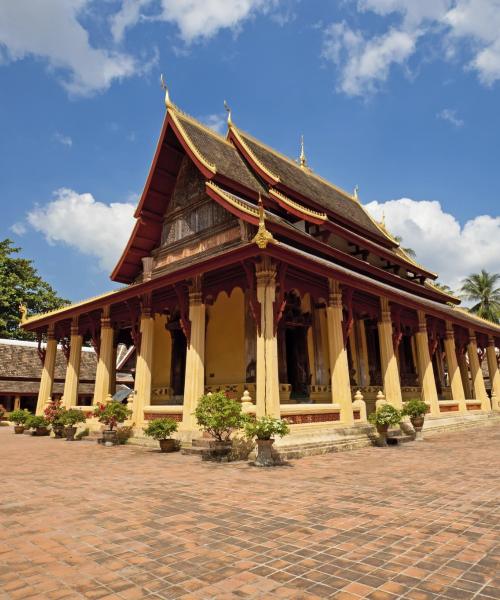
[14,425,25,434]
[102,429,117,447]
[65,426,77,441]
[34,426,49,436]
[53,425,65,438]
[205,440,232,462]
[159,438,176,453]
[376,423,389,447]
[411,415,425,441]
[255,439,275,467]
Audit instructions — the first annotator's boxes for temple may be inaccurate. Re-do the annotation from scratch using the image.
[21,86,500,450]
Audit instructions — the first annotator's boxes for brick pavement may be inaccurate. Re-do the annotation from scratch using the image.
[0,425,499,600]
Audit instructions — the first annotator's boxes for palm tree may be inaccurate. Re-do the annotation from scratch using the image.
[460,270,500,323]
[394,235,417,259]
[433,281,455,296]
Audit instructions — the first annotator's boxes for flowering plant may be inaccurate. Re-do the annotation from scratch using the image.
[93,401,131,431]
[44,398,66,426]
[244,416,290,440]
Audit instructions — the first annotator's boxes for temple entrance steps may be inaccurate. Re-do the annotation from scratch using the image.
[181,437,212,456]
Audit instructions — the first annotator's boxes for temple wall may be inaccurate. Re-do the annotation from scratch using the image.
[152,314,172,389]
[205,288,245,385]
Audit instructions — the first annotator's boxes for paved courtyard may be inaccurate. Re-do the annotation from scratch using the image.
[1,425,499,600]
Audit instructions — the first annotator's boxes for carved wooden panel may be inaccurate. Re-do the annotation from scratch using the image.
[161,157,234,246]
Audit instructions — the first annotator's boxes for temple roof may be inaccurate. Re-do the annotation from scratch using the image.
[229,126,396,247]
[173,111,266,195]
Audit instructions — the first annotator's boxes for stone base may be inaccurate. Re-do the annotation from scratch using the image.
[125,412,500,459]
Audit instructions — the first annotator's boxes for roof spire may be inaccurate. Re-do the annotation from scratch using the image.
[381,211,386,227]
[353,184,359,201]
[160,74,172,109]
[252,193,274,249]
[299,134,307,168]
[224,100,232,126]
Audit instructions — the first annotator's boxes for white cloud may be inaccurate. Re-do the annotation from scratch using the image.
[10,222,27,236]
[437,108,464,127]
[324,0,500,95]
[200,113,227,134]
[53,132,73,147]
[26,188,135,271]
[0,0,148,96]
[111,0,278,44]
[364,198,500,292]
[323,22,417,96]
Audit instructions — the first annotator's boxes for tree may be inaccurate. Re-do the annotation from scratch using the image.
[433,281,455,296]
[0,239,68,340]
[460,269,500,323]
[394,235,417,259]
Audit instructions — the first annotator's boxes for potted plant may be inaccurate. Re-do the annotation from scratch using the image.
[44,399,66,438]
[61,408,87,441]
[402,399,428,440]
[143,418,178,452]
[25,415,50,436]
[93,401,132,446]
[194,392,246,461]
[9,409,30,434]
[368,404,402,447]
[244,416,290,467]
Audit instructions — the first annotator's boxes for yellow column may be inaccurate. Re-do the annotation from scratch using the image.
[443,322,466,412]
[348,324,359,386]
[468,332,490,411]
[326,280,353,425]
[181,278,206,430]
[486,336,500,410]
[255,259,280,418]
[356,319,370,386]
[62,318,82,408]
[93,306,114,405]
[414,311,440,416]
[36,325,57,415]
[457,349,472,398]
[133,305,154,425]
[377,297,402,409]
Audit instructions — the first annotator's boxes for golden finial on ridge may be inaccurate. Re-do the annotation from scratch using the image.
[353,184,359,201]
[299,134,307,168]
[224,100,232,126]
[160,74,172,109]
[19,303,27,324]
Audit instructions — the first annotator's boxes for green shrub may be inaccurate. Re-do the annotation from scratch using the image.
[244,416,290,440]
[115,426,133,444]
[94,401,131,430]
[61,408,87,427]
[402,399,429,418]
[143,418,178,440]
[9,409,31,425]
[194,392,246,442]
[25,415,49,429]
[368,404,402,427]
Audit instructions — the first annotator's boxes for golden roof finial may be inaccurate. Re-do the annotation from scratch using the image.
[224,100,232,126]
[160,74,172,109]
[299,134,307,168]
[19,303,27,324]
[381,211,386,227]
[252,193,274,249]
[353,184,359,201]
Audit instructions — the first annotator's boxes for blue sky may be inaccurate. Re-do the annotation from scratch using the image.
[1,0,499,301]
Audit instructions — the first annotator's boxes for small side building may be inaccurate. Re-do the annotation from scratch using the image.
[0,338,133,413]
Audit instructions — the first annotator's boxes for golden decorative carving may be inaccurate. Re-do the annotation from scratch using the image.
[269,188,327,221]
[299,134,307,169]
[19,304,28,324]
[252,195,274,249]
[160,74,172,109]
[224,99,232,126]
[205,181,260,218]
